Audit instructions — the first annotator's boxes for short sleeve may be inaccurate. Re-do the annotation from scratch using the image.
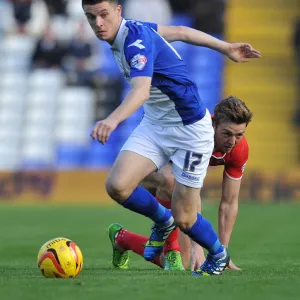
[224,137,249,180]
[124,28,155,79]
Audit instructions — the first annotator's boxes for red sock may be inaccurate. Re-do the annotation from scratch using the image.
[156,196,181,254]
[156,196,171,209]
[115,229,163,268]
[164,228,181,254]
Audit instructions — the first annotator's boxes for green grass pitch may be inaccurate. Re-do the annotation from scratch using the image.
[0,203,299,300]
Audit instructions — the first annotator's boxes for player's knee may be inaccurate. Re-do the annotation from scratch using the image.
[105,177,131,203]
[175,220,194,231]
[173,214,196,231]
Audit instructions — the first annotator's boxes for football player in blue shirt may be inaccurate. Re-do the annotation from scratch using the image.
[82,0,261,276]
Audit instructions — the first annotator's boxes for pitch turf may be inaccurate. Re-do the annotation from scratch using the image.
[0,203,299,300]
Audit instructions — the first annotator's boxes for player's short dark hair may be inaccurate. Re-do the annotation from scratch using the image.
[214,96,253,127]
[82,0,119,7]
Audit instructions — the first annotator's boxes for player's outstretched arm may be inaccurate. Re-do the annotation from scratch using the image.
[219,175,241,246]
[219,175,242,270]
[157,25,261,63]
[91,77,151,144]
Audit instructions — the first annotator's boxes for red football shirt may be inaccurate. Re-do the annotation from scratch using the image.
[209,136,248,180]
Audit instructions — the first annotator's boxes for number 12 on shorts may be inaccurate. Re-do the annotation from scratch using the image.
[183,151,203,172]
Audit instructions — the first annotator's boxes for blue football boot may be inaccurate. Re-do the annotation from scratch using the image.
[192,247,230,276]
[144,220,176,261]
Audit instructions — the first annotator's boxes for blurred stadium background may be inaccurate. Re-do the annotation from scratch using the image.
[0,0,299,204]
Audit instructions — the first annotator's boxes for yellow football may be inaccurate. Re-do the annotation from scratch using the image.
[37,237,83,278]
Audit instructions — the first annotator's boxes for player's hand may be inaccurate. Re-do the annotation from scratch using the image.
[227,43,261,63]
[227,259,242,271]
[90,118,118,144]
[190,241,205,271]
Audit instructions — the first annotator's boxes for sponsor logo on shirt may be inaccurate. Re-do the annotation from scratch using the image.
[130,54,147,70]
[181,172,200,181]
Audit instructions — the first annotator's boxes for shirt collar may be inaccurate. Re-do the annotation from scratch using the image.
[111,18,127,51]
[211,152,226,159]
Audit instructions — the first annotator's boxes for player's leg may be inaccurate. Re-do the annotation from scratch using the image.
[155,197,183,270]
[139,162,183,268]
[106,124,172,225]
[177,200,205,271]
[142,163,182,257]
[108,162,180,270]
[157,188,205,270]
[106,122,176,264]
[108,223,164,269]
[108,167,182,271]
[155,170,205,271]
[178,231,191,270]
[154,164,184,270]
[108,200,183,271]
[107,149,175,224]
[172,182,229,276]
[106,152,175,266]
[108,223,130,269]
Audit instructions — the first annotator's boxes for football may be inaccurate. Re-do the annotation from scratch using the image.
[37,237,83,278]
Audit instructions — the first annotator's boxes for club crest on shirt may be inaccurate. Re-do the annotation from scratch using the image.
[130,54,147,70]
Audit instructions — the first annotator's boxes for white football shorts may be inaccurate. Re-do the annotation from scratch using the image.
[121,109,214,188]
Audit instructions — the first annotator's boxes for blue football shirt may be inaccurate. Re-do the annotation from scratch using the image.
[110,19,206,126]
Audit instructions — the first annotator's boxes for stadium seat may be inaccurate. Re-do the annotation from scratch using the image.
[26,90,57,111]
[56,102,92,122]
[25,106,56,124]
[0,127,21,144]
[0,130,21,170]
[56,87,95,146]
[197,84,223,114]
[22,140,55,163]
[0,53,30,72]
[1,72,28,91]
[56,144,87,169]
[1,35,36,57]
[58,87,95,109]
[0,111,23,131]
[67,1,85,19]
[0,90,25,115]
[51,16,74,41]
[28,69,65,90]
[169,13,193,27]
[0,145,20,170]
[0,35,34,71]
[0,1,14,33]
[192,72,222,87]
[23,125,54,142]
[124,0,172,25]
[55,125,89,145]
[56,117,91,131]
[86,142,119,169]
[189,49,224,79]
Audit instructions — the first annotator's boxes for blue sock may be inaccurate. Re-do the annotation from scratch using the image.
[184,213,224,255]
[122,186,172,224]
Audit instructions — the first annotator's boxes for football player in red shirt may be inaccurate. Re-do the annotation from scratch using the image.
[108,96,252,271]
